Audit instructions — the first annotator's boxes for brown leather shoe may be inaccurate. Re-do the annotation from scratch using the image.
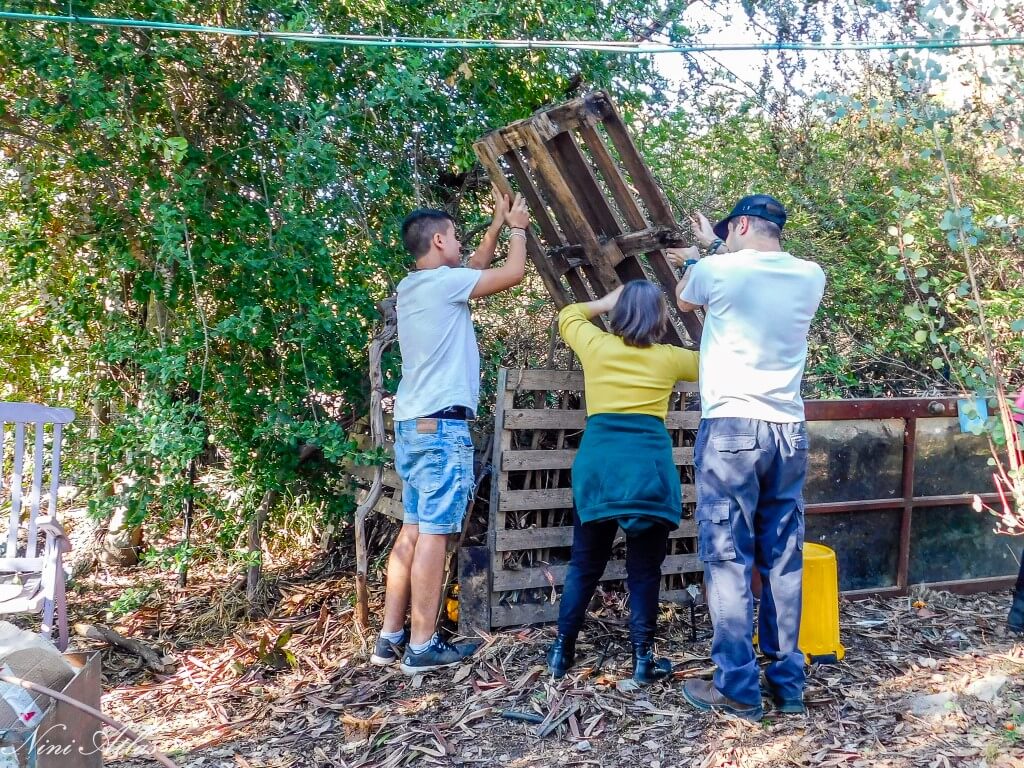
[682,678,764,722]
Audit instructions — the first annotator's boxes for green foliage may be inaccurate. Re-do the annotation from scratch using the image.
[2,1,1022,565]
[106,583,157,619]
[0,1,668,563]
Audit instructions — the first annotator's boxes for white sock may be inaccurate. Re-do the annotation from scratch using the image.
[380,629,405,643]
[408,633,437,654]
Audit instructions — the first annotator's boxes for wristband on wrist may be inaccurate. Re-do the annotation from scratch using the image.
[675,258,698,279]
[707,238,725,254]
[510,227,527,240]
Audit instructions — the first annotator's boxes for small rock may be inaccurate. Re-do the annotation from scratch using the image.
[909,691,958,717]
[616,678,640,692]
[917,656,938,668]
[575,741,591,752]
[965,674,1008,703]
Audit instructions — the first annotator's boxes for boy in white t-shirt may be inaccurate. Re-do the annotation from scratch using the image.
[372,189,531,675]
[668,195,826,721]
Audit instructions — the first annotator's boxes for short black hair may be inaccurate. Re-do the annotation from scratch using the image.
[401,209,455,259]
[609,280,669,348]
[746,215,782,240]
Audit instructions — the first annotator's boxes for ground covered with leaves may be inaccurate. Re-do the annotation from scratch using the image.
[58,552,1022,768]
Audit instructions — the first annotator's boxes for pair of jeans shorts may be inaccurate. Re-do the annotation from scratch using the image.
[394,418,475,534]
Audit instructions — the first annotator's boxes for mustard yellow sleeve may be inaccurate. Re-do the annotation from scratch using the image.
[558,303,607,358]
[671,347,700,382]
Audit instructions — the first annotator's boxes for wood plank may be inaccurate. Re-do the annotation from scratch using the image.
[495,517,698,551]
[584,92,676,227]
[458,545,492,636]
[614,227,689,254]
[0,402,76,425]
[474,138,571,306]
[575,119,649,231]
[503,408,700,431]
[503,368,699,393]
[498,146,595,306]
[503,446,694,471]
[517,127,622,293]
[490,601,560,627]
[488,369,514,569]
[499,484,697,512]
[492,553,702,591]
[547,130,625,241]
[348,463,402,490]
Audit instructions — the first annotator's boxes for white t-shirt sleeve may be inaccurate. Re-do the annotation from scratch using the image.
[680,259,711,306]
[444,267,483,304]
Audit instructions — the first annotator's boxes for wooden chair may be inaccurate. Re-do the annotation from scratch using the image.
[0,402,74,650]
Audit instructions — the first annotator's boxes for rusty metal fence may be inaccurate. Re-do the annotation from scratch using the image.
[803,397,1017,596]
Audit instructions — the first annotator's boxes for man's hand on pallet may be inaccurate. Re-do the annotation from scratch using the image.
[664,245,700,269]
[689,211,717,248]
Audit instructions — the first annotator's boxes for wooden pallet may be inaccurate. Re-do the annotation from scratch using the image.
[474,90,703,348]
[485,368,703,628]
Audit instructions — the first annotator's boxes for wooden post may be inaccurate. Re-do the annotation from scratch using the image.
[457,545,492,637]
[353,297,398,629]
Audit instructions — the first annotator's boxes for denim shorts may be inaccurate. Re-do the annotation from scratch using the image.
[394,418,475,534]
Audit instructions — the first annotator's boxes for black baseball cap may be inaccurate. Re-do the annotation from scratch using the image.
[713,194,787,240]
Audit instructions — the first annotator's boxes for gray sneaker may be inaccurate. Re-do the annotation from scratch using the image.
[370,629,408,666]
[399,634,478,675]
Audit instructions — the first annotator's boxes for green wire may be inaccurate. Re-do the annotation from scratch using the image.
[2,9,1024,54]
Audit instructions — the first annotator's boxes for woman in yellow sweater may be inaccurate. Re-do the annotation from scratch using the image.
[548,280,699,684]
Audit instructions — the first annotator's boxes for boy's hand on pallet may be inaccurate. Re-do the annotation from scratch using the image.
[490,183,511,229]
[506,193,530,230]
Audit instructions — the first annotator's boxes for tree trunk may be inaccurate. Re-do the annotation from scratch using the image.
[246,488,281,604]
[99,504,144,566]
[354,296,398,629]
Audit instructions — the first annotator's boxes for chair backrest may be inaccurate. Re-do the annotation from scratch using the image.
[0,402,75,559]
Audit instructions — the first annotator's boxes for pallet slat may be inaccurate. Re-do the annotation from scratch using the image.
[499,484,697,512]
[495,517,698,551]
[503,446,694,471]
[503,368,699,393]
[493,553,702,591]
[504,408,700,430]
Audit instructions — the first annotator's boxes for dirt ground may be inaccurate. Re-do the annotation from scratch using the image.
[51,549,1021,768]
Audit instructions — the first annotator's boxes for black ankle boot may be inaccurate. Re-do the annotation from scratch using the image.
[632,642,672,685]
[1009,591,1024,634]
[547,633,577,678]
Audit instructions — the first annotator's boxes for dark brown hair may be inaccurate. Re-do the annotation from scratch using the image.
[401,208,455,258]
[609,280,669,347]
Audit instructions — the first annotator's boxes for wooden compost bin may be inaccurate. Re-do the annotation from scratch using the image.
[483,368,703,629]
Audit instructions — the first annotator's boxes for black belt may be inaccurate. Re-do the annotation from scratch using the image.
[423,405,472,420]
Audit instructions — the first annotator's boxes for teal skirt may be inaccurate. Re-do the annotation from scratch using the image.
[572,413,682,532]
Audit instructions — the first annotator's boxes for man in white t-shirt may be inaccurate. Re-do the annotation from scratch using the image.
[371,189,531,675]
[668,195,826,721]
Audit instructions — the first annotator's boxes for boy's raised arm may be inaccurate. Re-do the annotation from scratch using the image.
[470,194,531,299]
[467,184,510,270]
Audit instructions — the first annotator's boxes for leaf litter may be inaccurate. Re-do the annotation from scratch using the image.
[71,556,1023,768]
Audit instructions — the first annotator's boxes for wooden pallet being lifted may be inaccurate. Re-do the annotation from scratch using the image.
[474,90,703,347]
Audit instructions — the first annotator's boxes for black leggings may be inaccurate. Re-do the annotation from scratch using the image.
[556,510,670,645]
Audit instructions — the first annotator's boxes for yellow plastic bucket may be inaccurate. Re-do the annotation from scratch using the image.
[798,542,845,664]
